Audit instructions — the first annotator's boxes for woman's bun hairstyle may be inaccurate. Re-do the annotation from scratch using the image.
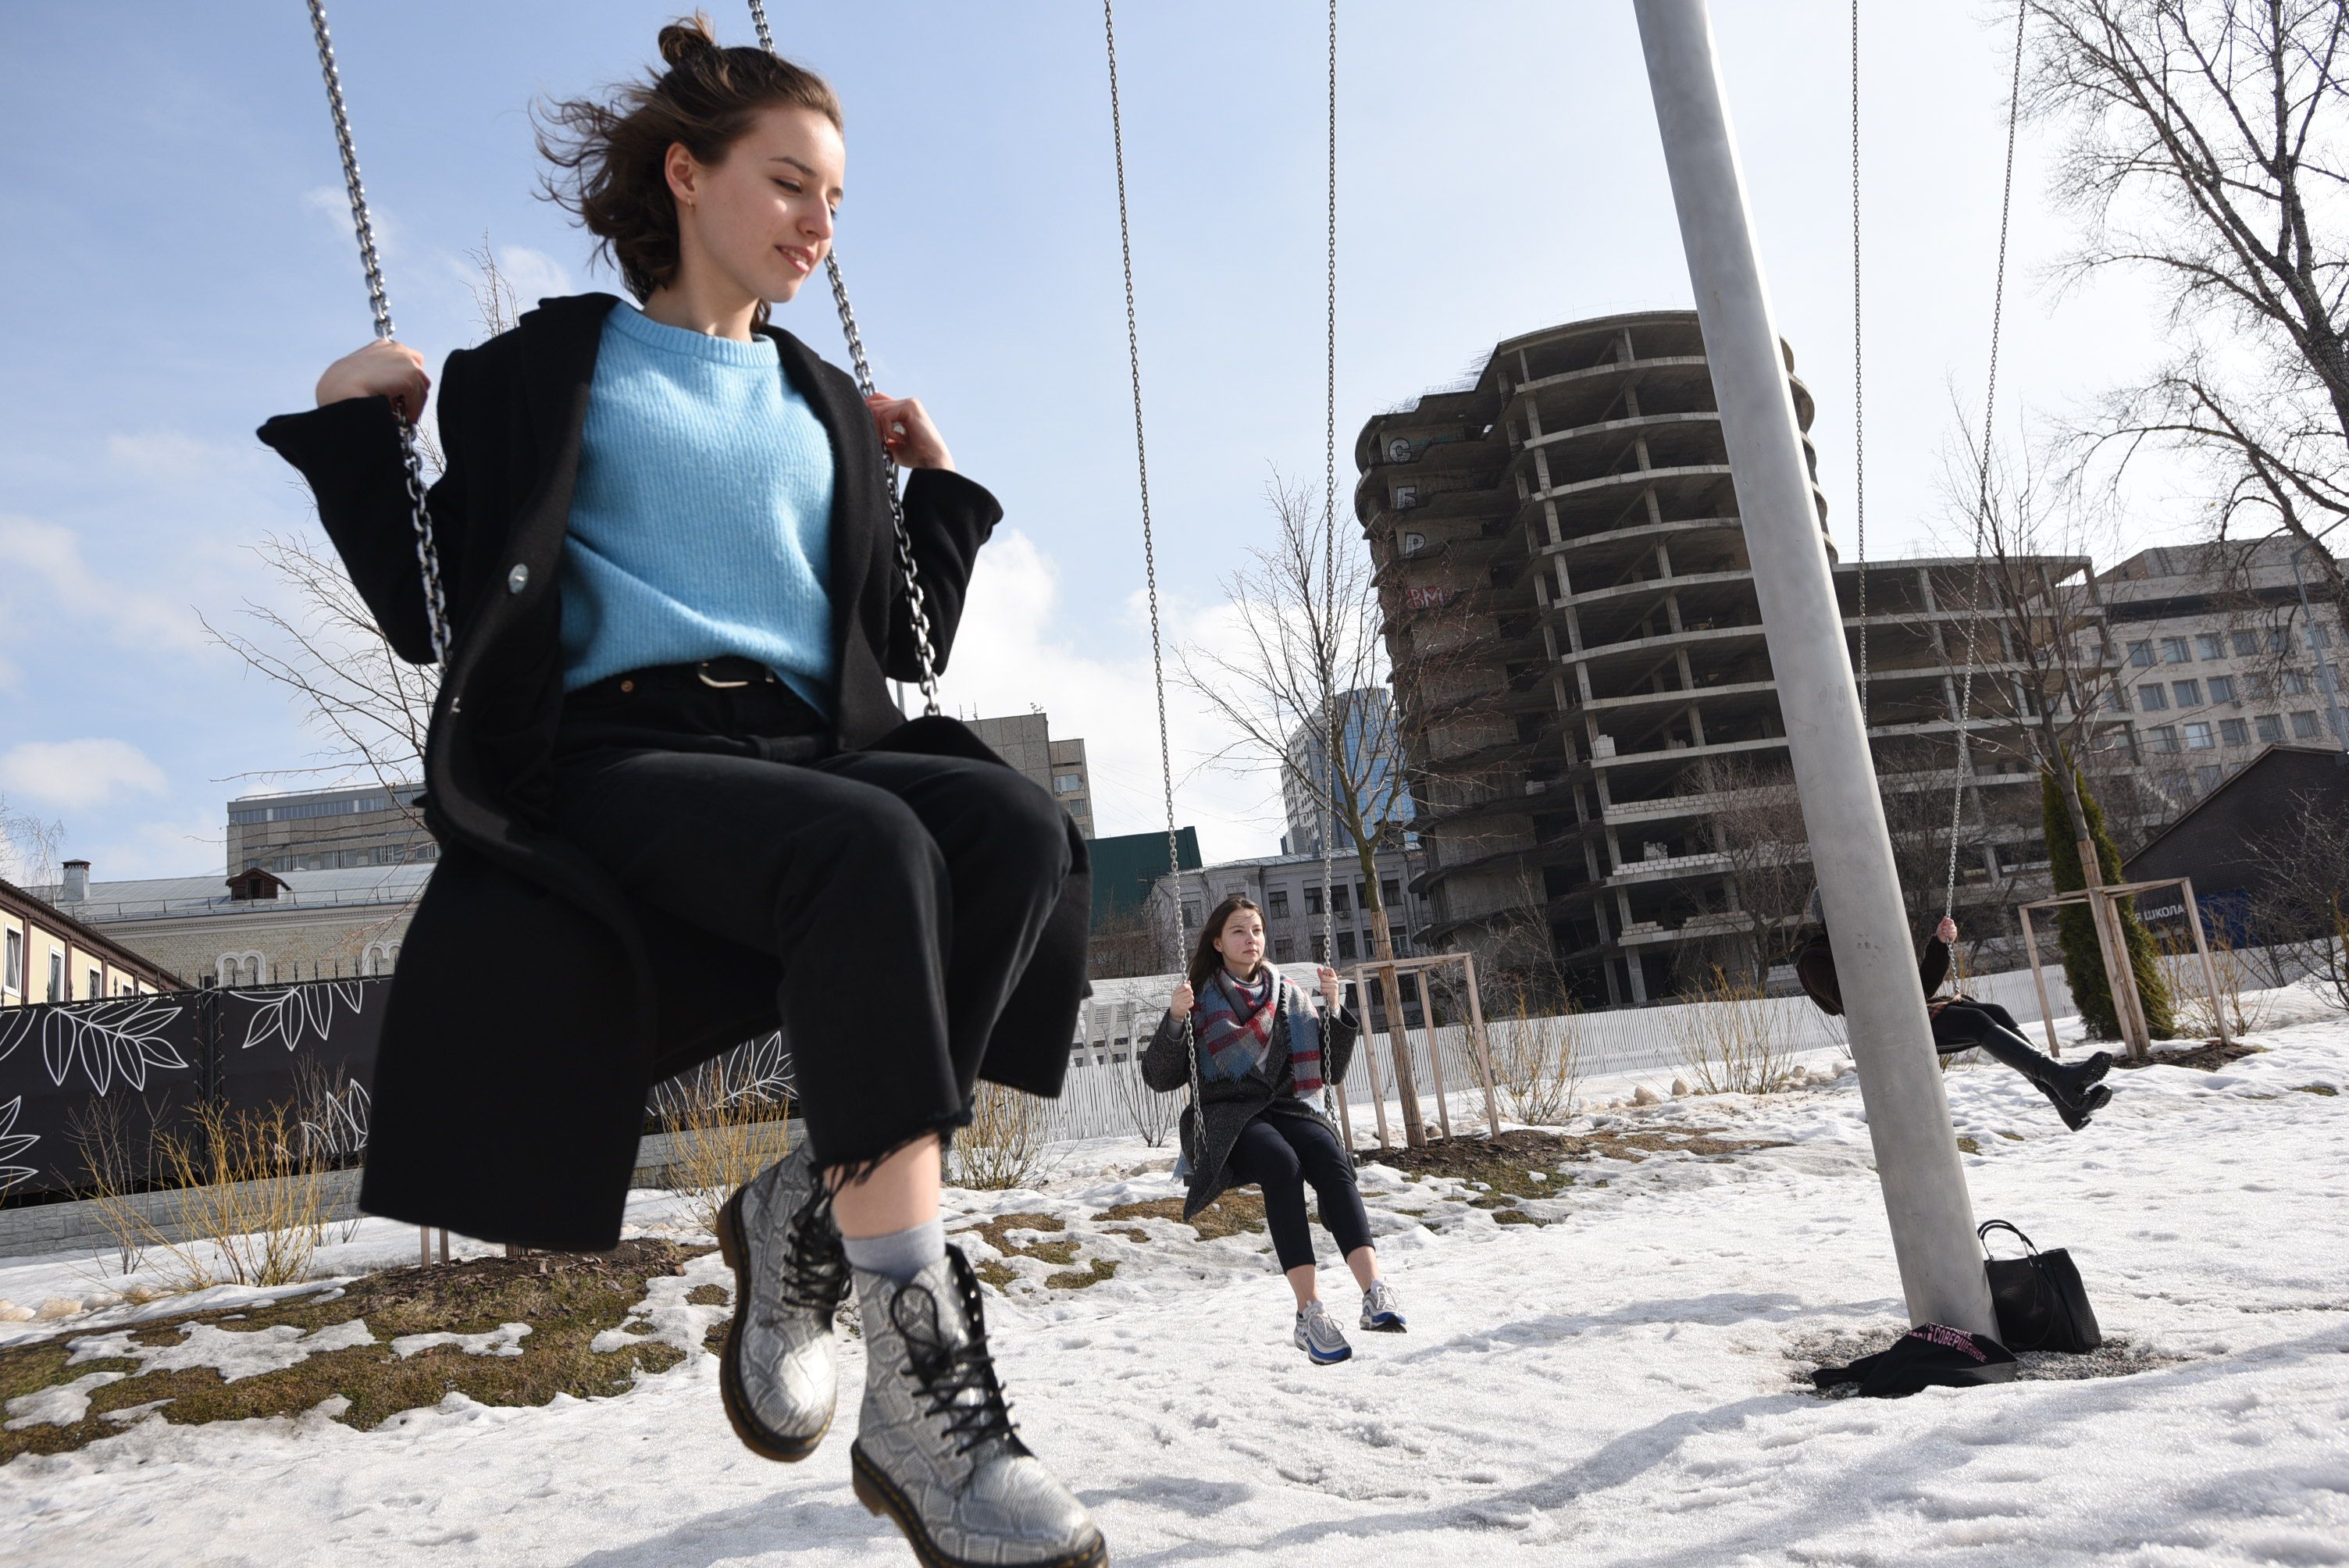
[536,12,842,314]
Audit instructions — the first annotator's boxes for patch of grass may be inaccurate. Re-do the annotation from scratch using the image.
[1043,1260,1117,1291]
[1098,1226,1150,1243]
[1998,1131,2026,1142]
[1367,1127,1784,1193]
[684,1284,730,1307]
[1489,1207,1541,1228]
[2115,1041,2265,1072]
[0,1240,705,1463]
[1096,1192,1267,1241]
[2293,1085,2339,1096]
[1955,1136,1982,1155]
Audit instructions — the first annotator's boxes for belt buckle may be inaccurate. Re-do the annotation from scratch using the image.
[696,661,753,690]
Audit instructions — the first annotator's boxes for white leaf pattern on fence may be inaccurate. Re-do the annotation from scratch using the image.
[231,982,367,1053]
[0,996,191,1095]
[0,1096,37,1190]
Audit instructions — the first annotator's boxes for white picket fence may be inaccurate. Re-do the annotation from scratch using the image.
[1039,962,2083,1152]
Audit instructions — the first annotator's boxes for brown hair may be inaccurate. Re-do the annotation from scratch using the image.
[536,13,843,312]
[1188,895,1266,994]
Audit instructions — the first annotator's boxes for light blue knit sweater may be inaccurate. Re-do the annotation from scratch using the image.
[558,302,837,711]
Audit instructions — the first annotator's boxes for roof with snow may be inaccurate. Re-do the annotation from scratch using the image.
[25,862,435,923]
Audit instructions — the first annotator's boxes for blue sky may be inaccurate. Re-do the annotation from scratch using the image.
[0,2,2181,880]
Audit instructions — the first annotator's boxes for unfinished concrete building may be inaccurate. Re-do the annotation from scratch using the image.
[1361,310,2113,1006]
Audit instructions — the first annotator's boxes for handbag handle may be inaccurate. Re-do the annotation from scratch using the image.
[1977,1219,2040,1259]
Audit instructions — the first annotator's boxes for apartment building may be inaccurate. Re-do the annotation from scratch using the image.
[1146,843,1433,970]
[962,712,1096,838]
[1,865,184,1008]
[226,780,437,875]
[1357,309,2111,1005]
[2100,540,2349,813]
[30,861,432,987]
[1279,687,1416,857]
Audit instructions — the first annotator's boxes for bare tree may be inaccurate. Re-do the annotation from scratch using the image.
[1180,473,1433,1145]
[0,796,63,887]
[1682,756,1813,985]
[2247,783,2349,1007]
[1087,902,1164,982]
[2026,0,2349,615]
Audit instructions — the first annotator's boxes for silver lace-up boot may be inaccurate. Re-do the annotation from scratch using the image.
[850,1247,1106,1568]
[1360,1278,1407,1333]
[1294,1298,1353,1364]
[717,1142,849,1462]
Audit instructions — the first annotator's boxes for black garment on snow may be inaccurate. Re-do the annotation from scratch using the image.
[1141,988,1358,1222]
[1225,1114,1374,1272]
[1794,932,1949,1018]
[257,294,1091,1250]
[547,679,1070,1171]
[1811,1323,2018,1398]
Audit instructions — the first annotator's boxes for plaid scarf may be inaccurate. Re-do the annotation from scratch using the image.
[1193,964,1323,1094]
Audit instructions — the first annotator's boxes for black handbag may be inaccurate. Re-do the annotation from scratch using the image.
[1978,1220,2102,1353]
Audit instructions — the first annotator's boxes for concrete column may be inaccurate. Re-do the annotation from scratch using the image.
[1636,0,1997,1337]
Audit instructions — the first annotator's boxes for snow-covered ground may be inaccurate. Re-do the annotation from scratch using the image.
[2,1009,2345,1566]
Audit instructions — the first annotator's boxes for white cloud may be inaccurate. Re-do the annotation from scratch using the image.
[0,739,169,810]
[103,429,270,488]
[0,514,212,651]
[933,529,1286,861]
[494,245,575,307]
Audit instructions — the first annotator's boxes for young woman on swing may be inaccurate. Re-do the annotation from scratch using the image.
[260,20,1103,1568]
[1795,898,2117,1131]
[1142,894,1406,1364]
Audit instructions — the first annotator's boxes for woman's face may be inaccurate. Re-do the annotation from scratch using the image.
[1214,908,1266,972]
[667,104,844,305]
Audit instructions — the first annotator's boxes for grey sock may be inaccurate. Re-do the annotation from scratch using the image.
[841,1218,947,1285]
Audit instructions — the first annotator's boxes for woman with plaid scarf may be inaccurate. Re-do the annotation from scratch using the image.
[1142,893,1407,1364]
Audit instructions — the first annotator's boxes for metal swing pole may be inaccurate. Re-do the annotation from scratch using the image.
[1634,0,1997,1338]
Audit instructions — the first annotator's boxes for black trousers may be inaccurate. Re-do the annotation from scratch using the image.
[1225,1112,1374,1272]
[547,672,1071,1172]
[1930,1000,2052,1078]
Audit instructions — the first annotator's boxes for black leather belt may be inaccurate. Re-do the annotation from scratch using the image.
[576,657,783,700]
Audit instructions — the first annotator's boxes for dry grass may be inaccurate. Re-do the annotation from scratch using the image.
[656,1057,794,1238]
[2158,925,2272,1040]
[1489,1001,1584,1125]
[76,1099,333,1293]
[0,1242,702,1462]
[1670,967,1799,1096]
[950,1082,1051,1192]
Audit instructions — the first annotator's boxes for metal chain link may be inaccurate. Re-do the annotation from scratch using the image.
[1101,0,1203,1128]
[1851,0,1868,729]
[305,0,452,669]
[1321,0,1342,1119]
[745,1,940,716]
[1944,0,2030,921]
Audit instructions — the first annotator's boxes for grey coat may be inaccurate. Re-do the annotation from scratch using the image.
[1140,970,1360,1220]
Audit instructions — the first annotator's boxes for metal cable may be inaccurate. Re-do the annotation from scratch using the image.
[1851,0,1868,729]
[1944,0,2030,921]
[1101,0,1203,1125]
[1321,0,1340,1030]
[745,0,940,715]
[304,0,451,669]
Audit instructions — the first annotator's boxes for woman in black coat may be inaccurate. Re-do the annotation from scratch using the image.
[261,23,1101,1567]
[1141,894,1405,1365]
[1795,906,2117,1130]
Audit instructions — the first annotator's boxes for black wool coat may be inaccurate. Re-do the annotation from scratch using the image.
[258,292,1090,1251]
[1795,932,1950,1017]
[1139,975,1359,1220]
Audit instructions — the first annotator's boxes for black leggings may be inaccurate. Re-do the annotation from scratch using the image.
[548,676,1071,1174]
[1930,1000,2053,1078]
[1224,1113,1374,1273]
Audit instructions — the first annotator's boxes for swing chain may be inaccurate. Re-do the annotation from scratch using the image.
[1943,0,2030,922]
[745,1,939,715]
[1850,0,1867,728]
[304,0,453,669]
[1320,0,1342,1121]
[1100,0,1205,1130]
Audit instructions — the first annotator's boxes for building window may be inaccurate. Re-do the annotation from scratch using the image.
[1053,773,1083,793]
[1381,878,1402,907]
[2148,725,2180,752]
[47,950,64,1003]
[2127,640,2155,667]
[2256,713,2286,743]
[2208,675,2237,704]
[2312,622,2333,649]
[2195,764,2223,793]
[2283,669,2312,696]
[2103,688,2126,713]
[2292,710,2321,739]
[2138,683,2169,711]
[2183,722,2215,750]
[2196,633,2227,659]
[1267,889,1289,918]
[1274,936,1295,962]
[1336,930,1357,960]
[2161,636,2193,662]
[1330,885,1350,915]
[2271,628,2297,654]
[2220,717,2251,747]
[2173,679,2201,707]
[2,928,19,994]
[85,968,101,999]
[1310,934,1328,963]
[2231,629,2262,657]
[1305,886,1324,916]
[1180,899,1200,930]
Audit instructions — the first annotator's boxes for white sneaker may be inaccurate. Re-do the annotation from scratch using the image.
[1360,1279,1407,1332]
[1294,1299,1353,1365]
